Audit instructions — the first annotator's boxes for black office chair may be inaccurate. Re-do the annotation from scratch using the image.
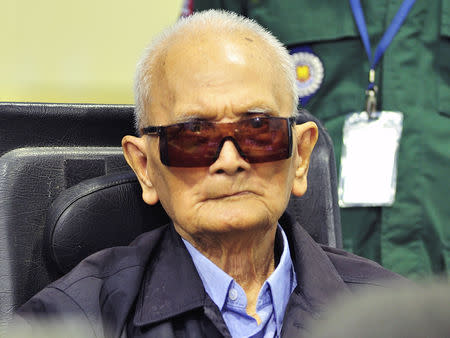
[0,103,341,332]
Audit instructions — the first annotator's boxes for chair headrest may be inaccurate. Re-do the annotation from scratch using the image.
[45,171,170,274]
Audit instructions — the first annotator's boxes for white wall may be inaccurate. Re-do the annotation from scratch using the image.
[1,0,183,104]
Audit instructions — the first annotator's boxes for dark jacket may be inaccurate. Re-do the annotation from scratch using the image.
[17,213,403,337]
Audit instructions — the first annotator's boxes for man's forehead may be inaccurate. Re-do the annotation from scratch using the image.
[170,25,265,48]
[163,29,268,66]
[156,26,276,76]
[145,28,290,125]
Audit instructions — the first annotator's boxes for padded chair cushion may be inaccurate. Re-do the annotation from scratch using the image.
[46,172,169,274]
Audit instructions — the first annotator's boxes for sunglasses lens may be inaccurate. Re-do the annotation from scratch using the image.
[237,118,291,163]
[159,117,292,167]
[162,121,220,167]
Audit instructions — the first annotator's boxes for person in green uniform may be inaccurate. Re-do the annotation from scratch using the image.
[186,0,450,280]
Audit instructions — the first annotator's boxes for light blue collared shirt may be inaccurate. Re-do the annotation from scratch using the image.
[183,225,297,338]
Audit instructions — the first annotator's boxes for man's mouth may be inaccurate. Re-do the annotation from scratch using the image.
[208,191,252,200]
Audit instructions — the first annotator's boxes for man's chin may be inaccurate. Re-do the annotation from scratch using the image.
[171,197,286,241]
[198,204,277,234]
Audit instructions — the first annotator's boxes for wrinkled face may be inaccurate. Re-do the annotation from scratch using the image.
[125,30,315,241]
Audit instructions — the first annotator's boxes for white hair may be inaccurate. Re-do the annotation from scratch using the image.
[134,9,299,132]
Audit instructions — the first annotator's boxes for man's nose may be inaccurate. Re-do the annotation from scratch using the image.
[209,140,251,175]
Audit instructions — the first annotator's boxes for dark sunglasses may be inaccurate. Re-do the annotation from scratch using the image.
[141,116,296,167]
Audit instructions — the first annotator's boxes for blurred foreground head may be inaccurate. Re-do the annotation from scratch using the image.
[6,317,96,338]
[306,280,450,338]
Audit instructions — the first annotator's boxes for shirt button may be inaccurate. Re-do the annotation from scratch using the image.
[228,288,238,301]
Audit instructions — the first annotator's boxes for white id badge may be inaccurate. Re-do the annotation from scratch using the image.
[338,111,403,207]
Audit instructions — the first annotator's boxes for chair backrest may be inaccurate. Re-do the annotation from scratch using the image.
[0,103,341,331]
[0,103,134,331]
[292,111,342,248]
[0,147,129,329]
[0,102,134,157]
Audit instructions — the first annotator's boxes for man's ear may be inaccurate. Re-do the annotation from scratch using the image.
[122,135,160,205]
[291,121,319,197]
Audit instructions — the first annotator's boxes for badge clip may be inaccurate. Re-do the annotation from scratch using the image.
[365,69,378,119]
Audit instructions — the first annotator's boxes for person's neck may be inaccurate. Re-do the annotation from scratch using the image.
[178,224,278,322]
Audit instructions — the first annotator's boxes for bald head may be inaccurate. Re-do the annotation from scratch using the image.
[134,10,298,131]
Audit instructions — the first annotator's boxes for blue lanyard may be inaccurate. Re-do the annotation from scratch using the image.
[350,0,416,90]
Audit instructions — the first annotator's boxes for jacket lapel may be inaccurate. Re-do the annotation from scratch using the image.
[280,213,350,337]
[203,295,232,338]
[132,224,206,326]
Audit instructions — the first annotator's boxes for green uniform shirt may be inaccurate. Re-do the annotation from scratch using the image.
[192,0,450,279]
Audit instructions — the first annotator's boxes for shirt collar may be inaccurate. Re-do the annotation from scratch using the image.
[182,224,297,331]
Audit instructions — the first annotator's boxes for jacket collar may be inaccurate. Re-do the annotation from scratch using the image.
[279,212,350,336]
[133,224,206,326]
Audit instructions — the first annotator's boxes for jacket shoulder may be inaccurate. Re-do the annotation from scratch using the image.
[55,224,168,290]
[17,225,169,319]
[320,245,406,287]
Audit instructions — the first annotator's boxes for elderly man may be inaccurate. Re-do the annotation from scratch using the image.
[17,10,401,338]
